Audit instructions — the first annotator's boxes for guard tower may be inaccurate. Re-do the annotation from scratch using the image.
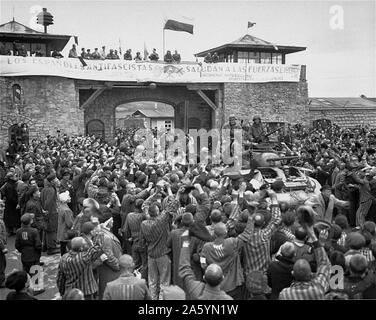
[0,19,73,57]
[195,33,306,64]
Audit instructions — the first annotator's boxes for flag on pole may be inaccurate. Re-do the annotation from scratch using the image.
[143,42,149,60]
[247,21,256,28]
[74,36,78,45]
[119,38,122,58]
[164,17,194,34]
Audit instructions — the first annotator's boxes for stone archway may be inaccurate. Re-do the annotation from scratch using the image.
[82,85,214,141]
[0,113,35,149]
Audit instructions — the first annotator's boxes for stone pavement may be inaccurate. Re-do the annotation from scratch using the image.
[0,235,60,300]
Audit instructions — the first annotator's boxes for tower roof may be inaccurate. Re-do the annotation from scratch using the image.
[0,19,74,51]
[0,20,44,34]
[195,33,306,57]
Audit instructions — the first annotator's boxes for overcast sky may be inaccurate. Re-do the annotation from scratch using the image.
[1,0,375,97]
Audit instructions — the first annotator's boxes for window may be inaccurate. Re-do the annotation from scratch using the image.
[271,53,282,64]
[249,52,260,63]
[238,51,249,64]
[237,51,261,63]
[12,84,22,103]
[236,52,279,64]
[260,52,272,64]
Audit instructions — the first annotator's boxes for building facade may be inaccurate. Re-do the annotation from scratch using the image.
[3,20,371,151]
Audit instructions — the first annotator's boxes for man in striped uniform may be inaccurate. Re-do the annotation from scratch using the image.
[103,254,151,300]
[140,185,177,300]
[200,183,255,300]
[279,225,331,300]
[241,190,282,275]
[122,199,147,280]
[56,235,105,300]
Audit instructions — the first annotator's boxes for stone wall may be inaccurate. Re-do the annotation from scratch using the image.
[9,75,373,150]
[0,76,83,149]
[222,81,309,125]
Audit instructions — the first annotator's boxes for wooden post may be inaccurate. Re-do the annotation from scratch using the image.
[184,100,189,132]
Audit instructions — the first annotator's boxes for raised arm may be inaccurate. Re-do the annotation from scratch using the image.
[193,184,210,225]
[306,225,331,293]
[261,191,282,241]
[178,230,204,299]
[235,212,255,250]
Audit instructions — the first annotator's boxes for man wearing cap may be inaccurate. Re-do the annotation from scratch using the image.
[249,116,266,144]
[179,229,233,300]
[40,173,60,255]
[223,115,242,155]
[267,242,295,299]
[305,185,349,223]
[344,232,366,267]
[15,213,42,274]
[0,171,20,235]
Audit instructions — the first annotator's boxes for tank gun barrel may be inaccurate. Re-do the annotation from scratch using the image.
[266,155,300,162]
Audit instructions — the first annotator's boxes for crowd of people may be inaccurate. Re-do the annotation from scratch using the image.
[70,46,182,63]
[0,42,182,63]
[1,117,376,300]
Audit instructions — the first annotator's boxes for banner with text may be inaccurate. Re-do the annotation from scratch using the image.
[0,56,302,83]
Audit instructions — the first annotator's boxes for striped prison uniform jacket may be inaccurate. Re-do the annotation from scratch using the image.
[123,212,146,250]
[242,205,282,274]
[57,244,104,296]
[103,274,151,300]
[279,243,331,300]
[140,194,176,259]
[140,212,172,259]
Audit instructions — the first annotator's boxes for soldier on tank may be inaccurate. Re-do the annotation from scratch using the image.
[250,116,266,143]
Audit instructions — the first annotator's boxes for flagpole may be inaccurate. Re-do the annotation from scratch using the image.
[163,28,165,57]
[119,38,122,60]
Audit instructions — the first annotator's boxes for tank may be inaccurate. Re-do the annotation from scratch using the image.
[225,141,322,208]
